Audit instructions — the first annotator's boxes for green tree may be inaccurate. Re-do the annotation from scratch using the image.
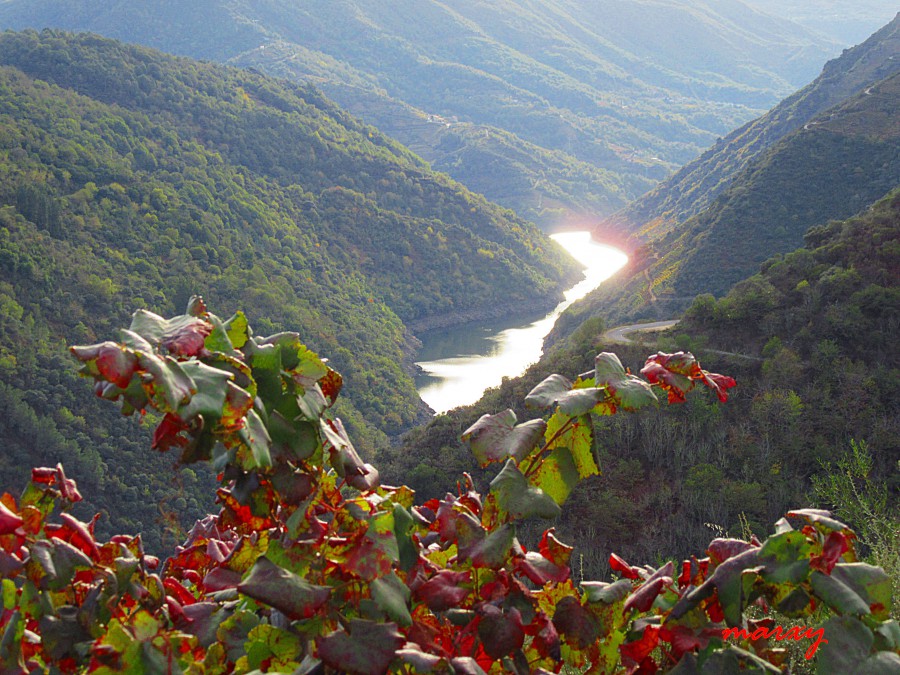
[812,440,900,620]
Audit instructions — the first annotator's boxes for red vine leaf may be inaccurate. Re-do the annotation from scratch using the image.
[708,538,757,566]
[316,619,404,675]
[624,576,669,614]
[640,352,736,403]
[0,500,22,536]
[476,605,524,660]
[811,531,850,574]
[539,529,573,568]
[31,465,82,503]
[152,413,190,451]
[237,556,330,620]
[416,570,471,612]
[69,342,138,389]
[609,553,640,580]
[619,624,660,666]
[552,596,599,649]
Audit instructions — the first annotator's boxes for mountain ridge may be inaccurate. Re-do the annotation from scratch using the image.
[555,16,900,330]
[596,12,900,247]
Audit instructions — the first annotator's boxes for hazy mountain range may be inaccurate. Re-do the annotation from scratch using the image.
[0,0,845,228]
[742,0,899,45]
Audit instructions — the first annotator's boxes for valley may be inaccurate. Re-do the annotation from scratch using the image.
[0,4,896,672]
[0,30,582,548]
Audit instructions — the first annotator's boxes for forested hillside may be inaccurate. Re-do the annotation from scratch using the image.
[385,188,900,577]
[0,30,579,549]
[584,71,900,324]
[0,0,842,228]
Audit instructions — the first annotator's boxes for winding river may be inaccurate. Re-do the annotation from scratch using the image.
[414,231,628,413]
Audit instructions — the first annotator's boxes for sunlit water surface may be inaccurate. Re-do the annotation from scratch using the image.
[415,232,627,413]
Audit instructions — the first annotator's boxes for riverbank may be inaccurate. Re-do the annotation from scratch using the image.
[405,292,567,334]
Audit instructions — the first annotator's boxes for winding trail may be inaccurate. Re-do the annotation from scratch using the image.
[602,319,763,362]
[603,319,680,343]
[643,268,657,303]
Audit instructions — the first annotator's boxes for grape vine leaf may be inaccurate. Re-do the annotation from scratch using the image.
[237,556,330,620]
[461,410,546,467]
[316,619,404,675]
[490,460,561,520]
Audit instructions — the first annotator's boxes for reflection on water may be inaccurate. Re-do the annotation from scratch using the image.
[415,232,628,413]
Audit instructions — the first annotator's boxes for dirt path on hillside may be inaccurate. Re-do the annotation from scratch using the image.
[602,319,763,362]
[602,319,680,343]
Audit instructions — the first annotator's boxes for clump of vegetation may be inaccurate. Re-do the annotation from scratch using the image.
[0,300,895,673]
[813,440,900,621]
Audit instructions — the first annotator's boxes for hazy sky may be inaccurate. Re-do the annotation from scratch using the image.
[741,0,897,45]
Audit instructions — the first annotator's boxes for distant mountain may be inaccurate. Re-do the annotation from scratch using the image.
[0,0,841,228]
[0,30,578,548]
[569,17,900,326]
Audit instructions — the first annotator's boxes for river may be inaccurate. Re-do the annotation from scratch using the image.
[414,231,628,413]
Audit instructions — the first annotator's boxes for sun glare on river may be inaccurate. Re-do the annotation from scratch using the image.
[415,231,628,413]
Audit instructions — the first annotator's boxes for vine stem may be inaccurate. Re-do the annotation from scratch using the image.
[522,414,578,479]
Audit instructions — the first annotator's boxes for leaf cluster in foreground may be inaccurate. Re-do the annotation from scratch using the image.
[0,300,896,673]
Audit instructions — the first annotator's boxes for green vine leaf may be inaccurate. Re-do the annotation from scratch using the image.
[224,311,250,349]
[526,412,596,507]
[177,360,233,421]
[370,571,412,627]
[758,531,813,585]
[594,352,658,413]
[525,374,605,415]
[490,460,561,520]
[461,410,546,467]
[810,571,871,616]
